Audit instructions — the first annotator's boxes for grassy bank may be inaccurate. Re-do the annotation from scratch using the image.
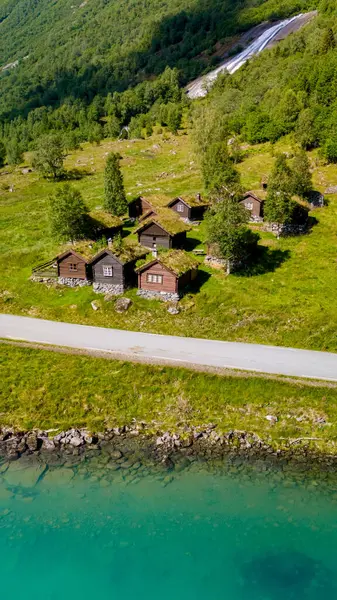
[1,132,337,350]
[1,343,336,453]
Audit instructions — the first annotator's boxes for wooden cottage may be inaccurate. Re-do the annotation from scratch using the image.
[56,250,91,284]
[90,242,148,295]
[128,196,154,219]
[167,194,209,221]
[136,250,199,301]
[89,210,123,240]
[240,191,266,221]
[134,209,190,250]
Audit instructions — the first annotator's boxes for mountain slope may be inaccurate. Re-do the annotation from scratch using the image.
[0,0,315,120]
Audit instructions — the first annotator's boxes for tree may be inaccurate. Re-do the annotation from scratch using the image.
[321,27,336,53]
[49,184,89,242]
[6,139,23,165]
[87,122,103,145]
[0,141,6,168]
[166,103,182,134]
[205,191,260,273]
[33,134,65,178]
[322,137,337,163]
[295,109,318,150]
[268,154,293,194]
[264,188,296,226]
[201,141,241,192]
[291,150,312,197]
[104,152,127,216]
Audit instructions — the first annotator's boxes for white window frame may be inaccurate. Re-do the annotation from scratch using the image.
[103,264,113,277]
[177,203,184,213]
[245,201,253,211]
[147,274,163,284]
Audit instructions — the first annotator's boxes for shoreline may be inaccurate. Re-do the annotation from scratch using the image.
[1,423,337,475]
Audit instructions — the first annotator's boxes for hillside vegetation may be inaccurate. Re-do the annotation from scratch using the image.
[0,0,316,145]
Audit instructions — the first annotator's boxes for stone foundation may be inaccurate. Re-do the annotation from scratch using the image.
[137,289,180,302]
[58,277,91,287]
[93,282,124,295]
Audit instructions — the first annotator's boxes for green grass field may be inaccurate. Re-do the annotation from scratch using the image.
[1,131,337,351]
[1,342,336,453]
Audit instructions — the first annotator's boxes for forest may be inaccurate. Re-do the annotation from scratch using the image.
[0,0,336,161]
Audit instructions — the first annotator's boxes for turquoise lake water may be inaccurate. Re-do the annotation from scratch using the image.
[0,458,337,599]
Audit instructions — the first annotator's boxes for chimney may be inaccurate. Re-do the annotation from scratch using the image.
[152,244,158,258]
[108,238,113,249]
[196,193,201,201]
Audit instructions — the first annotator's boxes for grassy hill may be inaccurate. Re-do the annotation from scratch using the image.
[1,128,337,351]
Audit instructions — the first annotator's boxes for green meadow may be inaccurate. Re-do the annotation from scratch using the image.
[1,131,337,351]
[1,342,336,454]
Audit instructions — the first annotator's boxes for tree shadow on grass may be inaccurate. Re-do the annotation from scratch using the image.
[62,168,94,181]
[184,236,202,252]
[234,247,291,277]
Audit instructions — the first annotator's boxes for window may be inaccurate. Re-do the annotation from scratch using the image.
[69,263,78,272]
[147,274,163,284]
[103,265,113,277]
[177,203,184,213]
[245,202,253,211]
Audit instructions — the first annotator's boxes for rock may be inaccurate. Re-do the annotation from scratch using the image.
[161,456,174,470]
[266,415,278,424]
[110,450,123,460]
[26,433,39,452]
[115,297,132,313]
[167,303,180,315]
[91,301,99,311]
[4,462,47,488]
[43,467,74,486]
[41,437,56,451]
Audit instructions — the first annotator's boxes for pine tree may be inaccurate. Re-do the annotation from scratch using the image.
[49,184,89,242]
[201,141,241,192]
[291,150,312,197]
[0,141,6,168]
[104,152,127,216]
[205,190,259,273]
[321,27,336,54]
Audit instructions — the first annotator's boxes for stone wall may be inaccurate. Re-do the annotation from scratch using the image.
[137,289,180,302]
[58,277,91,287]
[93,282,124,295]
[264,222,308,237]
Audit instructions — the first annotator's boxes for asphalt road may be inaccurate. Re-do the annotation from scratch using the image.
[1,314,337,381]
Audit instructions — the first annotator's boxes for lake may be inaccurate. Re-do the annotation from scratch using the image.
[0,455,336,599]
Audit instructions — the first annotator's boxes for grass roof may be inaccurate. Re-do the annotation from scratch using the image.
[138,249,199,276]
[107,240,148,264]
[89,210,123,228]
[61,239,107,261]
[134,208,190,235]
[173,195,209,207]
[143,194,172,208]
[245,190,267,201]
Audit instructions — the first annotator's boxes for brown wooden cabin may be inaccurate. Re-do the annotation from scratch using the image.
[167,194,208,221]
[134,211,189,250]
[136,250,199,298]
[90,245,148,290]
[56,250,91,280]
[240,191,265,221]
[128,196,153,219]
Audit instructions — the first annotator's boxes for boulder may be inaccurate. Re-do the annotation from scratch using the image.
[167,303,180,315]
[115,297,132,313]
[4,462,47,488]
[91,301,99,311]
[41,437,56,451]
[26,433,39,452]
[266,415,278,424]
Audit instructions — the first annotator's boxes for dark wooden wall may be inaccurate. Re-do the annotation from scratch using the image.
[92,254,124,285]
[139,224,171,249]
[240,195,263,218]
